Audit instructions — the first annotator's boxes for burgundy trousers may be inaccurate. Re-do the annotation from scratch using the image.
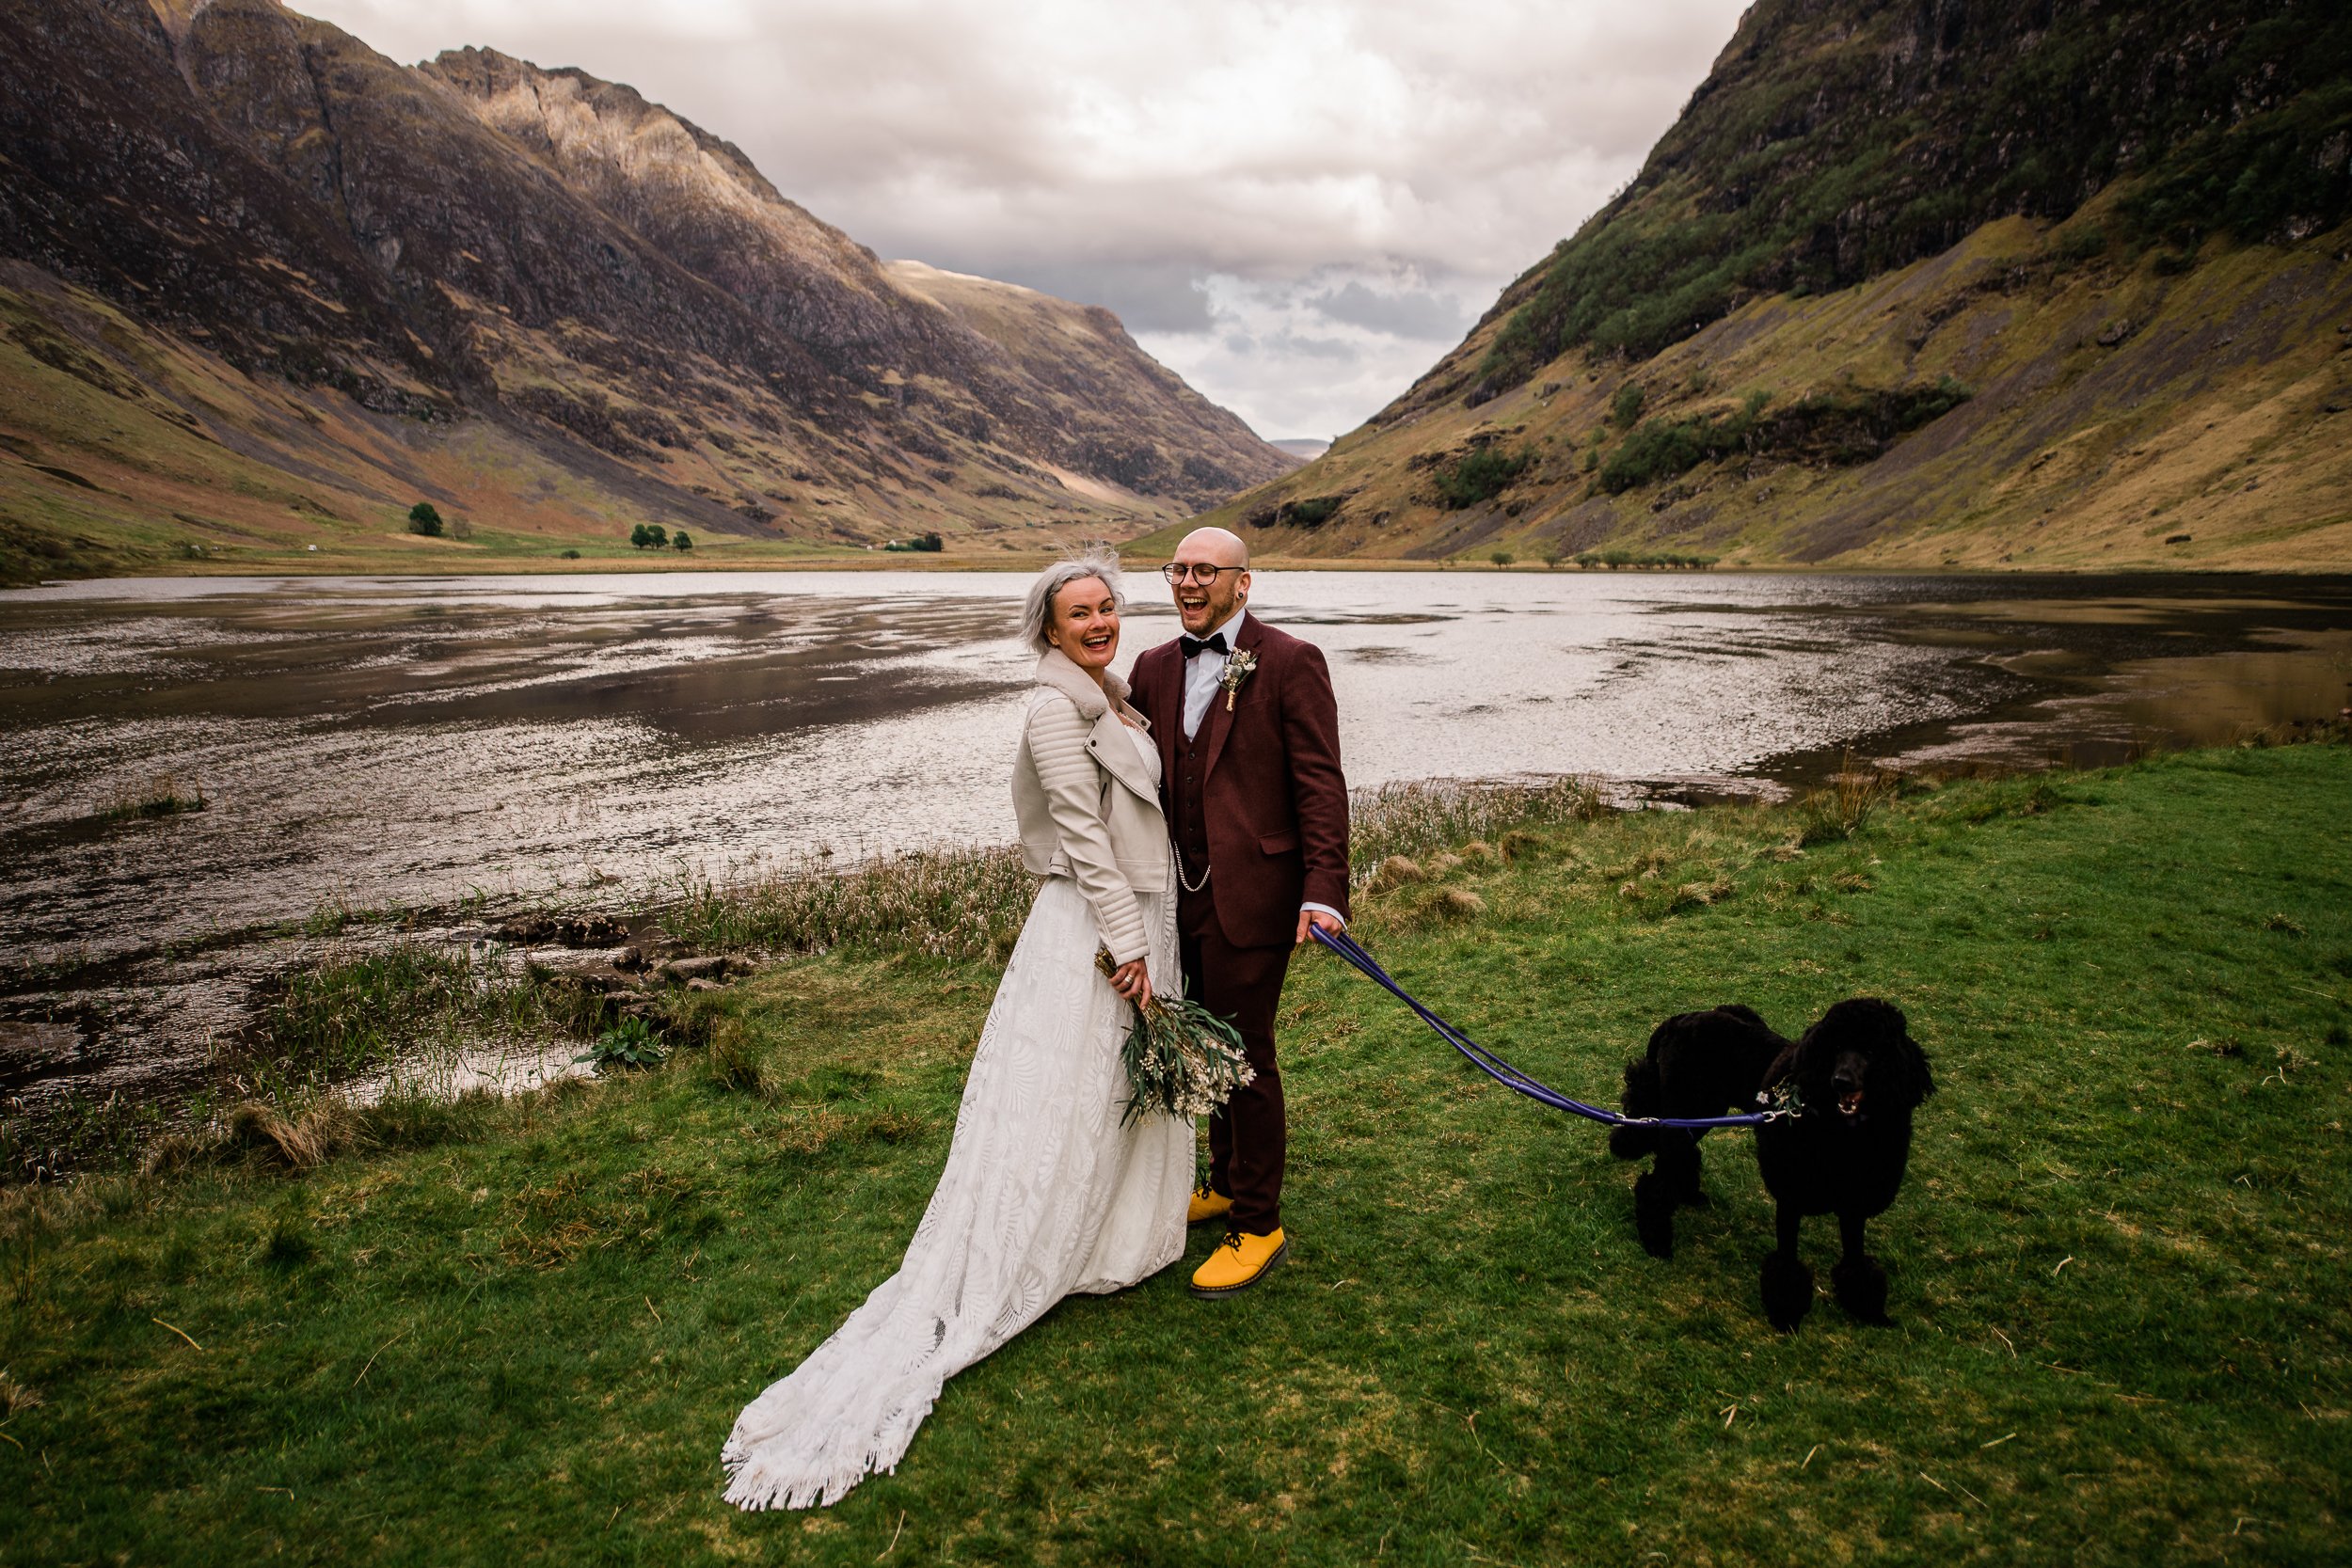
[1178,887,1295,1236]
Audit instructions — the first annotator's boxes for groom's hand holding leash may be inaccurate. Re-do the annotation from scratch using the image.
[1296,909,1344,947]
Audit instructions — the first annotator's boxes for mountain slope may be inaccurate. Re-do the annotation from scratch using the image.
[1158,0,2352,571]
[0,0,1290,580]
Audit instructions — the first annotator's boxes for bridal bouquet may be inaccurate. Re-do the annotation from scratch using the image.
[1095,951,1254,1125]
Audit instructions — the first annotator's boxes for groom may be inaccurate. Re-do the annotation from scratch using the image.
[1130,527,1349,1297]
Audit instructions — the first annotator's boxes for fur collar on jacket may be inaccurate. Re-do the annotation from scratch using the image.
[1034,647,1144,725]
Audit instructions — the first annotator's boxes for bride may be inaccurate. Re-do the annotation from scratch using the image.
[722,547,1193,1510]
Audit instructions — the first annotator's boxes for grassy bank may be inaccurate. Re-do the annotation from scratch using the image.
[3,744,2347,1563]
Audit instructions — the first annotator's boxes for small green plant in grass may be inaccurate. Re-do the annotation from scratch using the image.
[706,1024,767,1096]
[576,1017,667,1071]
[257,1218,317,1271]
[405,502,443,537]
[559,547,580,559]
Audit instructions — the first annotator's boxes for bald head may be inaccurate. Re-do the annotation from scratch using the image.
[1175,526,1249,567]
[1168,526,1251,634]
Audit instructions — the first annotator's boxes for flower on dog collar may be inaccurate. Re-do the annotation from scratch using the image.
[1218,647,1258,711]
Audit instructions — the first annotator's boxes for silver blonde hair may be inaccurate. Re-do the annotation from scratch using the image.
[1022,546,1125,657]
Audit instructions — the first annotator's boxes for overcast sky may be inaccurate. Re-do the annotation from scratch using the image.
[302,0,1749,441]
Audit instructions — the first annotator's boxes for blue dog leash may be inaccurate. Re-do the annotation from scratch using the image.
[1309,925,1786,1131]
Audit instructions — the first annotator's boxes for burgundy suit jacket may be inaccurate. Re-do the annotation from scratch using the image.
[1129,614,1351,948]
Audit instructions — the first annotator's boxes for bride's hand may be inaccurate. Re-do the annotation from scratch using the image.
[1108,958,1152,1006]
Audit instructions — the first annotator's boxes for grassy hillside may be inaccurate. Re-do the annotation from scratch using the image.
[1154,0,2352,571]
[0,265,1112,582]
[1143,212,2352,570]
[5,740,2347,1562]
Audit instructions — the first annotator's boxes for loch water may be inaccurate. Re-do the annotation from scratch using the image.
[4,568,2348,1113]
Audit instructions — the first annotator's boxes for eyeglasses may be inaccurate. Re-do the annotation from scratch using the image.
[1159,563,1240,584]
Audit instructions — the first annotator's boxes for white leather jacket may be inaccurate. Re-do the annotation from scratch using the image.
[1012,648,1169,963]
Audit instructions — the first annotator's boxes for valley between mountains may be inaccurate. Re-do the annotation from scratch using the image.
[4,0,2349,581]
[0,0,1295,582]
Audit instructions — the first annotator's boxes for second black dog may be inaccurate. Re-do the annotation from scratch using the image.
[1754,998,1934,1331]
[1609,1005,1789,1259]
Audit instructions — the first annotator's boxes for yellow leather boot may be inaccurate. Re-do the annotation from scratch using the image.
[1186,1186,1233,1227]
[1190,1227,1287,1296]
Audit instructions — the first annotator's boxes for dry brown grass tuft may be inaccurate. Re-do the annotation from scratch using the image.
[1498,829,1547,862]
[1666,877,1737,912]
[864,1107,932,1145]
[97,770,206,821]
[137,1133,209,1177]
[1352,777,1607,878]
[0,1367,41,1418]
[1399,888,1486,927]
[1368,855,1427,894]
[1797,755,1902,845]
[771,1106,867,1159]
[227,1101,354,1170]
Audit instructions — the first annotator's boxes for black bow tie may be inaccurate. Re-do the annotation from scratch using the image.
[1179,632,1229,659]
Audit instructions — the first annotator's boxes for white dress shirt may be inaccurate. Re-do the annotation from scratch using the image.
[1181,607,1245,741]
[1178,606,1343,929]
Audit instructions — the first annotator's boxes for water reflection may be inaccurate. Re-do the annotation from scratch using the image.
[2,569,2347,1110]
[5,570,2350,964]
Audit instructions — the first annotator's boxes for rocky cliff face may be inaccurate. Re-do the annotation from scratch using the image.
[1158,0,2352,571]
[0,0,1289,578]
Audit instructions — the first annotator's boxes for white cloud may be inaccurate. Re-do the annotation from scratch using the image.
[300,0,1747,437]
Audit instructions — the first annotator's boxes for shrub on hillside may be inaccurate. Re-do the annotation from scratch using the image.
[405,502,442,537]
[1284,496,1344,528]
[1598,381,1968,494]
[1432,445,1533,509]
[1611,383,1646,429]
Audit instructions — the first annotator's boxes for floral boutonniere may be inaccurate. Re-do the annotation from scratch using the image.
[1218,647,1259,711]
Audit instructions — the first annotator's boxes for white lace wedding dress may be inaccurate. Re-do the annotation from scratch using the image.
[722,726,1192,1511]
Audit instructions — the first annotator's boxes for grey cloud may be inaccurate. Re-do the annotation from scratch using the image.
[1304,280,1470,341]
[1265,333,1359,364]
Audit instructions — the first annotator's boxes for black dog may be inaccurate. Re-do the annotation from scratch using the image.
[1754,999,1934,1331]
[1609,1005,1789,1259]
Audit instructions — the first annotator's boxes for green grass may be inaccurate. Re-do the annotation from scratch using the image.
[3,743,2348,1563]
